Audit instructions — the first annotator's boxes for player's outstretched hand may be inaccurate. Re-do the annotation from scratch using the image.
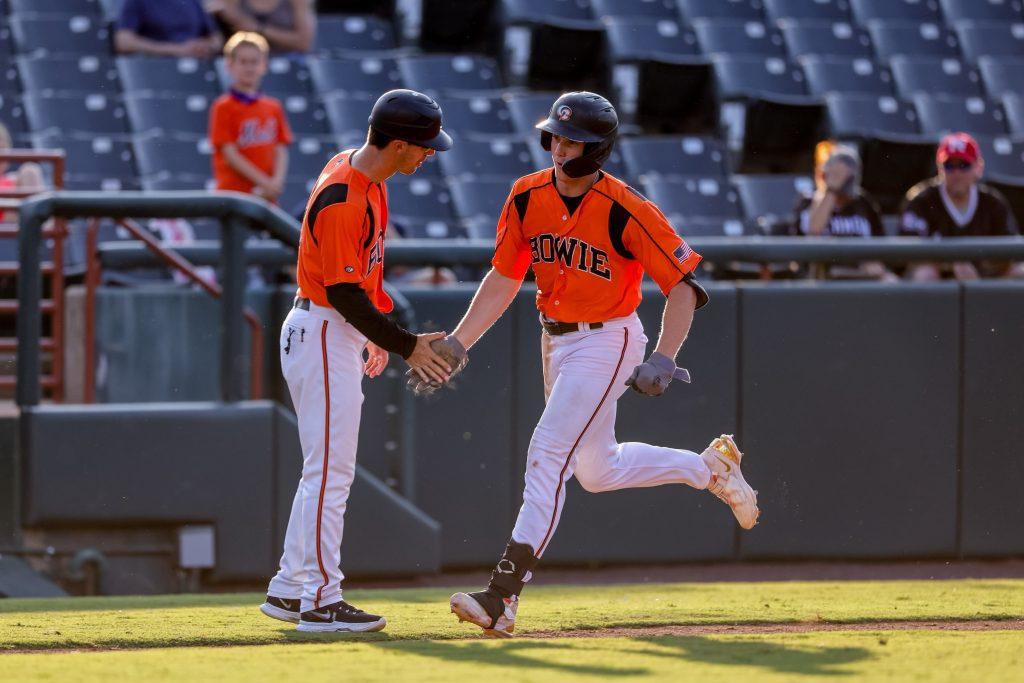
[406,335,468,397]
[625,352,691,397]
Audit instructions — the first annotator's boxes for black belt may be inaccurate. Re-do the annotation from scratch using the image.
[293,297,311,311]
[541,318,604,336]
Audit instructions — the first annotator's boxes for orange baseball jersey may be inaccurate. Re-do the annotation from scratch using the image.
[209,91,293,192]
[296,150,393,314]
[492,170,702,322]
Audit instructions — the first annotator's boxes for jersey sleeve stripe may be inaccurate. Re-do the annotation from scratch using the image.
[593,187,690,277]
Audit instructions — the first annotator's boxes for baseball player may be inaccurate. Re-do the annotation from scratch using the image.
[259,89,455,632]
[436,92,760,637]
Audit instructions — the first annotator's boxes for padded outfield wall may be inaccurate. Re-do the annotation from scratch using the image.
[10,280,1021,580]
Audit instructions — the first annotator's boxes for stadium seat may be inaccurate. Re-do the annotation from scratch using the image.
[977,136,1024,178]
[763,0,851,22]
[393,216,467,239]
[448,177,511,236]
[779,20,874,59]
[31,132,137,182]
[604,17,703,61]
[978,57,1024,99]
[619,135,729,181]
[139,173,211,192]
[125,92,213,136]
[438,95,514,135]
[280,178,315,218]
[308,55,404,97]
[732,174,814,225]
[800,56,894,96]
[64,176,140,191]
[133,133,211,178]
[678,217,753,237]
[592,0,680,19]
[10,14,111,56]
[0,92,29,137]
[867,22,961,60]
[438,136,534,181]
[216,57,312,95]
[9,0,103,13]
[504,91,559,134]
[279,94,330,135]
[849,0,942,23]
[826,94,920,136]
[939,0,1024,23]
[398,54,504,95]
[24,93,128,135]
[384,176,456,222]
[692,19,787,57]
[913,94,1008,136]
[677,0,763,21]
[502,0,607,91]
[18,55,119,95]
[313,15,396,54]
[890,57,983,99]
[117,57,220,96]
[0,54,22,92]
[323,93,375,138]
[396,0,496,52]
[286,136,338,181]
[955,22,1024,63]
[1002,93,1024,136]
[643,177,743,221]
[712,55,810,98]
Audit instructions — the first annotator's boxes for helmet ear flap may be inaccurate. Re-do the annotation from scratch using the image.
[540,130,552,151]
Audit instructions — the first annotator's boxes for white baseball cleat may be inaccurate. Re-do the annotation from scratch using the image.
[701,434,760,529]
[450,590,518,638]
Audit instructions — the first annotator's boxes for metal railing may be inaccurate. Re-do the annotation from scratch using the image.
[17,191,300,407]
[0,150,65,399]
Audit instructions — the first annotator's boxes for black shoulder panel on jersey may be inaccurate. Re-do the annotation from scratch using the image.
[608,201,635,259]
[305,183,349,246]
[512,188,532,223]
[362,186,377,250]
[626,184,649,202]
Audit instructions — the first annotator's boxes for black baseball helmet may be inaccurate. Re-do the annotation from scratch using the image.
[536,92,618,177]
[368,89,453,151]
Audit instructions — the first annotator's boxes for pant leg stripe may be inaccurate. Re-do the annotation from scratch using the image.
[313,320,331,609]
[535,327,629,557]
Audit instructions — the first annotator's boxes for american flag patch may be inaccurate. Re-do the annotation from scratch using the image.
[673,243,692,263]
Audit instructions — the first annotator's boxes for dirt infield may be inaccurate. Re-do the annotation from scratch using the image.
[529,619,1024,639]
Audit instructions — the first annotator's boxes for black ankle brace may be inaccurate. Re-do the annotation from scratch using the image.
[487,540,539,599]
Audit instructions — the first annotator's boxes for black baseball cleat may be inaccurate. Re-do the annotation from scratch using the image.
[296,600,387,633]
[259,595,301,624]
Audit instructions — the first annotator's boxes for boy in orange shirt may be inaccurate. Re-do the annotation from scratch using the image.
[209,31,292,201]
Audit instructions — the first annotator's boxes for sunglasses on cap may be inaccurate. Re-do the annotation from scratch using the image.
[942,160,973,171]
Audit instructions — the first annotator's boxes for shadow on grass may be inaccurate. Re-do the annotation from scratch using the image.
[633,635,873,676]
[366,635,874,678]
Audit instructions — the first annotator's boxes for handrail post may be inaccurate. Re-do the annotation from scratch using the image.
[221,214,247,403]
[16,208,45,406]
[84,219,100,403]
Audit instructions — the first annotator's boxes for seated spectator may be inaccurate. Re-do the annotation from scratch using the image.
[794,143,896,281]
[209,32,293,202]
[115,0,222,58]
[207,0,316,54]
[0,122,45,223]
[900,133,1019,281]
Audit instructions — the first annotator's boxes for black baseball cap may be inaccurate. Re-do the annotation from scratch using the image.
[368,89,452,152]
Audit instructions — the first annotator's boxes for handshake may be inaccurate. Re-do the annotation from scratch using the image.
[405,333,469,397]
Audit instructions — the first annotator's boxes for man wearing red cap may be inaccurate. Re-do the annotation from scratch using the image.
[900,132,1017,280]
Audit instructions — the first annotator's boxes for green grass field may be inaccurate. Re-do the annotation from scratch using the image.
[1,580,1022,682]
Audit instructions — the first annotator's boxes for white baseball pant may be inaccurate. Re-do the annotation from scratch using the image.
[511,313,712,560]
[267,301,367,613]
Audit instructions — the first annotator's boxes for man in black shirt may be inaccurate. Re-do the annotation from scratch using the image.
[900,132,1018,280]
[794,144,895,281]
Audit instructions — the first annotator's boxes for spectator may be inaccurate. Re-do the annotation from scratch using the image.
[115,0,222,58]
[206,0,316,54]
[0,122,45,223]
[900,133,1018,281]
[793,143,896,281]
[209,32,293,202]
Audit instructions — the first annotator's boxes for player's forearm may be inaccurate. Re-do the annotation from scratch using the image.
[653,281,696,360]
[222,145,273,187]
[452,268,522,350]
[272,147,289,185]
